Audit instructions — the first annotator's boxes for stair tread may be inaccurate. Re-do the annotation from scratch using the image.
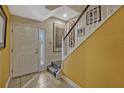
[47,61,62,77]
[48,66,58,72]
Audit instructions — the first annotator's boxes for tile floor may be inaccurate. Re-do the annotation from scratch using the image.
[8,71,72,88]
[8,72,38,88]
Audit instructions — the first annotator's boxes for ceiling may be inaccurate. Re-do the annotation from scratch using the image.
[8,5,85,21]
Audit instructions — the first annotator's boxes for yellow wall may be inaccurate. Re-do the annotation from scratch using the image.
[62,6,124,88]
[0,5,11,87]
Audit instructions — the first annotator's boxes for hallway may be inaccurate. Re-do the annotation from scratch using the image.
[1,5,124,88]
[8,71,72,88]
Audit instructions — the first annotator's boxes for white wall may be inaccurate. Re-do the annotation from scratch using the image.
[43,17,66,64]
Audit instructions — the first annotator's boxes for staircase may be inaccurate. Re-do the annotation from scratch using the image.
[47,60,62,77]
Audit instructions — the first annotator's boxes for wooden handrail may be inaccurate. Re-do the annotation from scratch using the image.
[64,5,90,40]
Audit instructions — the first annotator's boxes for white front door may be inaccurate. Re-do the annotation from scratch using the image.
[12,24,39,77]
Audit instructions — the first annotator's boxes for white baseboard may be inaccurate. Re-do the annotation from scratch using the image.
[5,76,11,88]
[61,75,80,88]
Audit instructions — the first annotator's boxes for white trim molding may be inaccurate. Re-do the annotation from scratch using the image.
[61,75,80,88]
[5,76,11,88]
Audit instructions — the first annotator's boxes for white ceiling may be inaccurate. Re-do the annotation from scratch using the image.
[8,5,81,21]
